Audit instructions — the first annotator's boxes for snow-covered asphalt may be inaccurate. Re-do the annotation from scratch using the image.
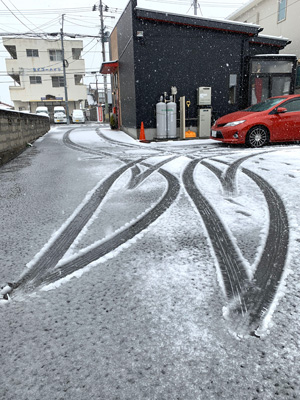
[1,123,300,399]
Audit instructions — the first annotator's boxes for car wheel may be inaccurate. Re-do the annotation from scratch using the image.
[246,126,268,148]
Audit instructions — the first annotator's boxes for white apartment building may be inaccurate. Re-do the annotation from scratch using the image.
[228,0,300,90]
[3,37,86,115]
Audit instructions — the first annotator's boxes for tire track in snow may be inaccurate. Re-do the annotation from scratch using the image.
[31,169,180,290]
[230,168,289,329]
[201,149,275,196]
[13,160,142,294]
[127,156,179,189]
[183,159,250,310]
[197,154,290,330]
[63,129,135,162]
[13,127,180,294]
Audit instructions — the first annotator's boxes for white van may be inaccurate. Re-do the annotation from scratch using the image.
[36,106,49,117]
[54,106,66,114]
[72,109,85,123]
[53,106,67,124]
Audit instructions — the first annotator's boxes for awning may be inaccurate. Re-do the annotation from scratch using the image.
[100,60,119,74]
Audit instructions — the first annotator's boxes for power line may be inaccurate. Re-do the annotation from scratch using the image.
[0,6,98,15]
[6,0,43,33]
[0,0,35,32]
[64,17,100,29]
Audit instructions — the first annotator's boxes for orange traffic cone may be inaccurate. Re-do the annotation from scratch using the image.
[139,122,150,143]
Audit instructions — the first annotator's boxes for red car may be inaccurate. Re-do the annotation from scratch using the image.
[211,95,300,147]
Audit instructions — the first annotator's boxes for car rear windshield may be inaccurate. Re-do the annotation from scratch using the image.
[245,97,286,112]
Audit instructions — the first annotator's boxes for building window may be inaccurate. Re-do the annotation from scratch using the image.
[49,50,62,61]
[72,48,82,60]
[229,74,237,104]
[26,49,39,57]
[52,76,65,87]
[30,76,42,84]
[74,75,83,85]
[278,0,287,22]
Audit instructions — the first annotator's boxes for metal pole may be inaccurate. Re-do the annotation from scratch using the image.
[99,0,108,122]
[60,14,70,124]
[95,74,99,104]
[193,0,197,15]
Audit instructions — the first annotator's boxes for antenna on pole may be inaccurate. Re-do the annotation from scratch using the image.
[193,0,197,15]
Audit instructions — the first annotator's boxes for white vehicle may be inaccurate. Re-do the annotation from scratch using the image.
[54,111,67,124]
[54,106,66,114]
[36,106,49,117]
[72,109,85,123]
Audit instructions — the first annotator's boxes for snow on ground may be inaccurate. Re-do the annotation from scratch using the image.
[1,125,300,399]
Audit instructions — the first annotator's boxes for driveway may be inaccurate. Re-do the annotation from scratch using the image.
[1,124,300,399]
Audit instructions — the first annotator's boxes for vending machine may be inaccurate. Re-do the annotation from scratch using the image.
[197,87,212,138]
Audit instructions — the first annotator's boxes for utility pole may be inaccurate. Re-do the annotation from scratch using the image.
[99,0,108,122]
[60,14,70,124]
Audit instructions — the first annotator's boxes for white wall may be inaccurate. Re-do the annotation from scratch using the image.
[229,0,300,58]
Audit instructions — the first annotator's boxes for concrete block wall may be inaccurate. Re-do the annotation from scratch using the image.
[0,109,50,165]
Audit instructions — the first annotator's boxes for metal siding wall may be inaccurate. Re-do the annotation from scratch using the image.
[133,19,245,128]
[117,0,137,129]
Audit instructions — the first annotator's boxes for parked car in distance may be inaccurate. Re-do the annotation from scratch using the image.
[71,109,85,124]
[36,106,49,117]
[53,106,66,114]
[211,95,300,147]
[54,111,67,124]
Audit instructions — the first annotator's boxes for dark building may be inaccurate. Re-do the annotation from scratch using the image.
[101,0,296,139]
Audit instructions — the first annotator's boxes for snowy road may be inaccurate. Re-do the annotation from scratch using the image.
[1,124,300,399]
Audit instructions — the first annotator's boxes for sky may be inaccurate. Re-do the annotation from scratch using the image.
[0,0,249,105]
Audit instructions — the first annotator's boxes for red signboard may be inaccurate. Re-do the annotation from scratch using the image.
[97,106,103,122]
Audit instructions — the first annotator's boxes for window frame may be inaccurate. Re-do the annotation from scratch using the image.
[26,49,39,57]
[51,76,65,87]
[29,76,42,84]
[278,0,287,23]
[49,49,63,62]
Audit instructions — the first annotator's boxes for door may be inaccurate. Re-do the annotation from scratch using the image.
[278,99,300,141]
[249,56,297,107]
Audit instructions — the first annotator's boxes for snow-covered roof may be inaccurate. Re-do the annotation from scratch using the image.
[136,6,260,29]
[258,34,290,42]
[249,34,291,48]
[135,7,261,36]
